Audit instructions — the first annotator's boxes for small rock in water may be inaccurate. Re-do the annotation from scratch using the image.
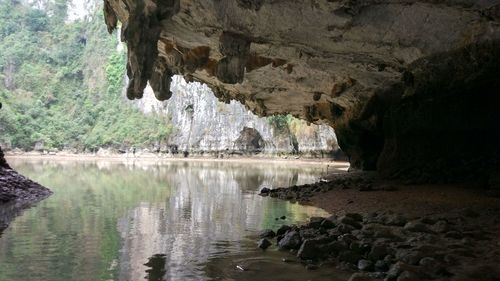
[280,215,287,220]
[236,265,246,271]
[258,238,271,250]
[259,187,270,194]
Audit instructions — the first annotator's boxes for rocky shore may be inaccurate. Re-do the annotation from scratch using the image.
[258,209,500,281]
[258,174,500,281]
[0,148,52,233]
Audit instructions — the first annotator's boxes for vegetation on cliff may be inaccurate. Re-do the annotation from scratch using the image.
[0,1,172,152]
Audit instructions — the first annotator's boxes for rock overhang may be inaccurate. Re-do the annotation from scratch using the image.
[102,0,500,179]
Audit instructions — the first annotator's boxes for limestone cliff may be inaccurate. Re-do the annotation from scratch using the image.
[134,76,339,156]
[103,0,500,181]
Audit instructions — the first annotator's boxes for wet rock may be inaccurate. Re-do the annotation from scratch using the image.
[404,221,434,233]
[278,230,302,250]
[368,244,389,261]
[400,251,424,265]
[339,223,357,234]
[339,250,362,264]
[374,260,389,272]
[396,271,419,281]
[340,216,362,229]
[445,230,463,239]
[419,257,440,273]
[327,240,349,254]
[299,228,320,240]
[357,259,374,271]
[258,238,271,250]
[348,272,376,281]
[259,187,270,195]
[386,262,424,281]
[305,264,319,270]
[280,215,286,220]
[320,218,336,229]
[276,225,291,236]
[463,208,480,218]
[297,239,323,259]
[346,213,363,222]
[385,214,408,227]
[432,220,451,233]
[308,216,325,228]
[259,229,276,238]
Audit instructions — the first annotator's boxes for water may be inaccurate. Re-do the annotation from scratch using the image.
[0,159,347,281]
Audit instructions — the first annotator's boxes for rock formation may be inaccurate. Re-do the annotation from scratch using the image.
[134,76,339,156]
[0,147,9,169]
[0,146,52,232]
[103,0,500,181]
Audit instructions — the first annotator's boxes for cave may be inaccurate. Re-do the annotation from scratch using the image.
[101,0,500,184]
[1,1,500,280]
[234,127,264,152]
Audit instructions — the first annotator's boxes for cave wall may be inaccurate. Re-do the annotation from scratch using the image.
[102,0,500,178]
[378,42,500,182]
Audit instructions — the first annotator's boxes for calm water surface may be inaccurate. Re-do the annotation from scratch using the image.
[0,159,347,281]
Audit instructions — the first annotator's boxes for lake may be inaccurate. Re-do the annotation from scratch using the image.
[0,158,348,281]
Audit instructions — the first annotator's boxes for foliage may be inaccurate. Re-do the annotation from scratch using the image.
[266,114,292,133]
[0,1,172,151]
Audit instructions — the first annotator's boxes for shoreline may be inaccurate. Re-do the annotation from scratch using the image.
[5,152,351,169]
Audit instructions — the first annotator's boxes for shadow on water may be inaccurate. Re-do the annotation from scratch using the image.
[0,158,346,281]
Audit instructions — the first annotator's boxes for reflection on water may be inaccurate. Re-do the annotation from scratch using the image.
[0,159,341,281]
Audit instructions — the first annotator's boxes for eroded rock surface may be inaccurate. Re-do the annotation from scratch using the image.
[103,0,500,180]
[0,147,52,232]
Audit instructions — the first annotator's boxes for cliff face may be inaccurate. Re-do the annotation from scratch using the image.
[135,76,338,156]
[103,0,500,181]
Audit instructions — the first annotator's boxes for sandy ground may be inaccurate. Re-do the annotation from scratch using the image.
[309,183,500,218]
